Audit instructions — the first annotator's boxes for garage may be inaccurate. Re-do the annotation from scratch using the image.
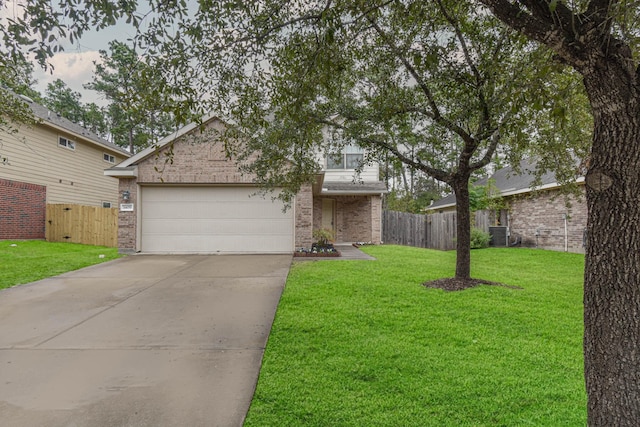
[140,186,294,253]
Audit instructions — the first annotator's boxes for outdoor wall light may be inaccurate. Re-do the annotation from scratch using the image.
[122,190,130,201]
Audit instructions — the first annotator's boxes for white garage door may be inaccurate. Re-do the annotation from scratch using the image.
[140,186,294,253]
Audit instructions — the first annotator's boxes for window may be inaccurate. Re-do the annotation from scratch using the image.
[103,153,115,163]
[102,201,112,208]
[326,145,364,170]
[58,136,75,150]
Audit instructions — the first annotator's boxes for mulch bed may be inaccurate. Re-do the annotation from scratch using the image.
[294,251,341,258]
[422,277,522,292]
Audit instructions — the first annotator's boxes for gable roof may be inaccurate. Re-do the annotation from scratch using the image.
[111,112,220,169]
[20,95,131,157]
[428,158,583,210]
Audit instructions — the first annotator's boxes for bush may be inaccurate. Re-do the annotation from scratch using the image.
[470,228,491,249]
[312,228,335,247]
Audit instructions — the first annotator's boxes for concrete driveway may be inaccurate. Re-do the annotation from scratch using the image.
[0,254,291,427]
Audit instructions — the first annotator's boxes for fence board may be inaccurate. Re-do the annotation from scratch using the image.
[383,209,490,251]
[46,204,118,247]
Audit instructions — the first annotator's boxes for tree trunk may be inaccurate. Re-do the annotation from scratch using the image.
[128,127,134,154]
[452,177,471,280]
[582,66,640,425]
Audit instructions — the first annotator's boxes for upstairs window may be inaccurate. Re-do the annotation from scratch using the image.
[326,144,364,170]
[58,136,75,150]
[103,153,115,163]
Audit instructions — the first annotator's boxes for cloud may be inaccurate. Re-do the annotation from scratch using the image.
[33,51,107,106]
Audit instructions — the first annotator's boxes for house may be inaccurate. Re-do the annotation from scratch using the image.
[105,115,387,254]
[427,159,587,253]
[0,96,131,240]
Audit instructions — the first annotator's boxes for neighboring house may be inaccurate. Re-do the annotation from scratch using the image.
[105,115,387,254]
[427,159,587,253]
[0,96,131,240]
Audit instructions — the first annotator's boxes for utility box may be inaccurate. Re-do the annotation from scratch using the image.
[489,226,508,247]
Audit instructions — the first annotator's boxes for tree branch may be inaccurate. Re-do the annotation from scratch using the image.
[362,10,475,146]
[478,0,588,69]
[313,115,452,183]
[470,128,501,171]
[434,0,492,139]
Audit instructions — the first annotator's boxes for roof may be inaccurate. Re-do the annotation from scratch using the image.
[428,158,582,210]
[22,96,131,157]
[321,181,388,195]
[112,112,220,169]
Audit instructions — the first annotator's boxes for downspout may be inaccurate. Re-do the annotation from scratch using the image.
[563,213,568,252]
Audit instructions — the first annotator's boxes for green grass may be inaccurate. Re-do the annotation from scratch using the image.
[0,240,121,290]
[245,245,586,426]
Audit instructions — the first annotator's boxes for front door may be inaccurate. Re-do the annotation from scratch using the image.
[321,198,335,234]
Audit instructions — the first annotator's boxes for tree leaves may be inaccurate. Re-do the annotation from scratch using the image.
[84,40,176,153]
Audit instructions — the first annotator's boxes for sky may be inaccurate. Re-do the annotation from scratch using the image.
[1,1,148,106]
[32,25,140,107]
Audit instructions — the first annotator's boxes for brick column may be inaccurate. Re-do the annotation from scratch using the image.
[371,195,382,244]
[117,178,138,253]
[295,184,313,248]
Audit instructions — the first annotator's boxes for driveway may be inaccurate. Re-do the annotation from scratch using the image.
[0,254,291,427]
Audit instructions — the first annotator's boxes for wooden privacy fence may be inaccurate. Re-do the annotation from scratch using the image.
[383,210,489,251]
[46,204,118,247]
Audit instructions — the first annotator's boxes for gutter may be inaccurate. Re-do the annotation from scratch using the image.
[104,166,138,178]
[321,189,388,196]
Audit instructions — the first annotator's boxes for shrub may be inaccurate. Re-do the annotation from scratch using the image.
[470,227,491,249]
[312,228,335,247]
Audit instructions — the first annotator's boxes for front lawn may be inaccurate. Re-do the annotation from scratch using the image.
[0,240,121,290]
[245,245,586,426]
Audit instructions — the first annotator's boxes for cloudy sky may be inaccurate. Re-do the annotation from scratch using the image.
[4,1,196,107]
[32,25,140,106]
[1,1,144,106]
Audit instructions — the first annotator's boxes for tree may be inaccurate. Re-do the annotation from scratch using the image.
[0,55,42,102]
[85,40,175,153]
[383,159,446,214]
[0,54,40,164]
[472,2,640,424]
[43,78,85,123]
[83,102,109,137]
[382,141,449,214]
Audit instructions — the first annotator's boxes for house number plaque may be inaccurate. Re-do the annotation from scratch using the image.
[120,203,134,212]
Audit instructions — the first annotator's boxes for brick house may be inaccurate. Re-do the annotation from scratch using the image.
[105,115,387,254]
[1,96,131,240]
[427,159,587,253]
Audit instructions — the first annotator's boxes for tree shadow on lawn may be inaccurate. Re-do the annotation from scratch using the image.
[423,277,523,292]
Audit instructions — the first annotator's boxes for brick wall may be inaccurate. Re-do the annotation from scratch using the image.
[295,185,313,248]
[313,194,383,244]
[336,196,373,242]
[136,125,256,185]
[508,186,587,252]
[312,198,322,231]
[0,178,46,239]
[117,178,137,253]
[371,195,382,244]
